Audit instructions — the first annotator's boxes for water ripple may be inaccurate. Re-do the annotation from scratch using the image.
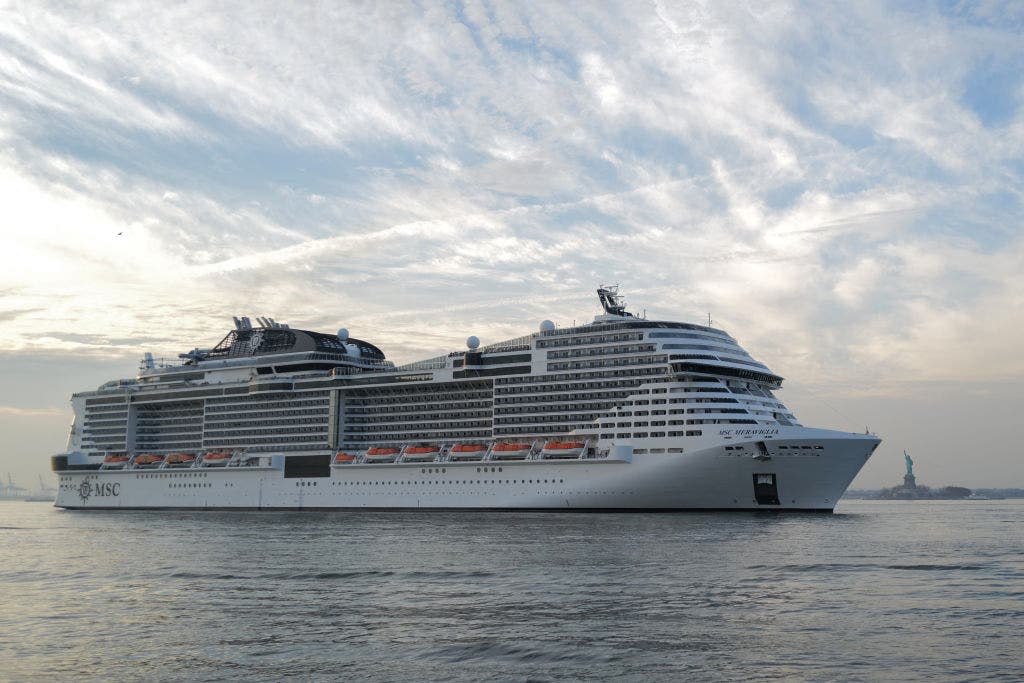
[1,500,1022,682]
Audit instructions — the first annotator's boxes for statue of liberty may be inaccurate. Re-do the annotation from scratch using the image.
[903,451,916,489]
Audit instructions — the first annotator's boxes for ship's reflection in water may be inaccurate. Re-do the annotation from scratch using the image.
[1,500,1021,680]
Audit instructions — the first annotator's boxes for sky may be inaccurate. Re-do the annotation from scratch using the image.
[1,1,1023,490]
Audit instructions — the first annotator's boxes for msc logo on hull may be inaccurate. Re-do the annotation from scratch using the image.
[77,479,121,501]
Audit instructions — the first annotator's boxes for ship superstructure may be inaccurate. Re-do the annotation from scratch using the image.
[53,288,879,511]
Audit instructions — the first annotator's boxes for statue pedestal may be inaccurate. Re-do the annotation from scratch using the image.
[903,473,917,489]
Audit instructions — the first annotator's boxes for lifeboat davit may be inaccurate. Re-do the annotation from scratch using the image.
[134,453,164,467]
[403,446,440,462]
[365,447,400,462]
[202,452,232,466]
[166,453,196,466]
[541,440,586,459]
[491,442,533,460]
[333,452,357,464]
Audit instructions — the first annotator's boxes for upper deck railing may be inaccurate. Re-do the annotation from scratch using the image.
[480,334,534,353]
[138,351,395,378]
[392,355,449,371]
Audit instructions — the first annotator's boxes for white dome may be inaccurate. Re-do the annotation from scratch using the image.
[539,320,555,332]
[337,328,349,342]
[466,335,480,350]
[344,342,362,358]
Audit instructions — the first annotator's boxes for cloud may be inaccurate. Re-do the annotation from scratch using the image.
[0,307,44,323]
[0,405,65,417]
[0,0,1020,387]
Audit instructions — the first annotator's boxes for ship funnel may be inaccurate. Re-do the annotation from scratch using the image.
[596,284,634,318]
[143,352,155,370]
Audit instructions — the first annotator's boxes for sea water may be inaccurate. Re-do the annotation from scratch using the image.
[1,500,1021,681]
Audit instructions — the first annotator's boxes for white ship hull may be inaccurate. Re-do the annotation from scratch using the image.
[51,288,883,512]
[55,429,877,512]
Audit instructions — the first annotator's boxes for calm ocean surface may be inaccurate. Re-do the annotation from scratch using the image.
[2,500,1021,682]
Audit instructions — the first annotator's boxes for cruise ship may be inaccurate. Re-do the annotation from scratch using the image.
[52,287,880,511]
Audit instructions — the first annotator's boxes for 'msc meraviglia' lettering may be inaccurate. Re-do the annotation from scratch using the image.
[718,428,780,437]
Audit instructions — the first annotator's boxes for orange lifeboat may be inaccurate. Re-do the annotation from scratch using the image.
[365,447,400,462]
[334,452,357,464]
[541,440,586,459]
[134,453,164,466]
[166,453,196,465]
[202,451,232,466]
[104,454,129,463]
[449,443,487,461]
[492,442,533,460]
[451,444,486,453]
[403,445,440,462]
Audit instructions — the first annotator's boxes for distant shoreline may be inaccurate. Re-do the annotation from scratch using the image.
[845,488,1023,500]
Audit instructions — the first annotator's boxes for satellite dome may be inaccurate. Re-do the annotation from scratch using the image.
[539,320,555,332]
[466,335,480,350]
[337,328,349,342]
[344,342,362,358]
